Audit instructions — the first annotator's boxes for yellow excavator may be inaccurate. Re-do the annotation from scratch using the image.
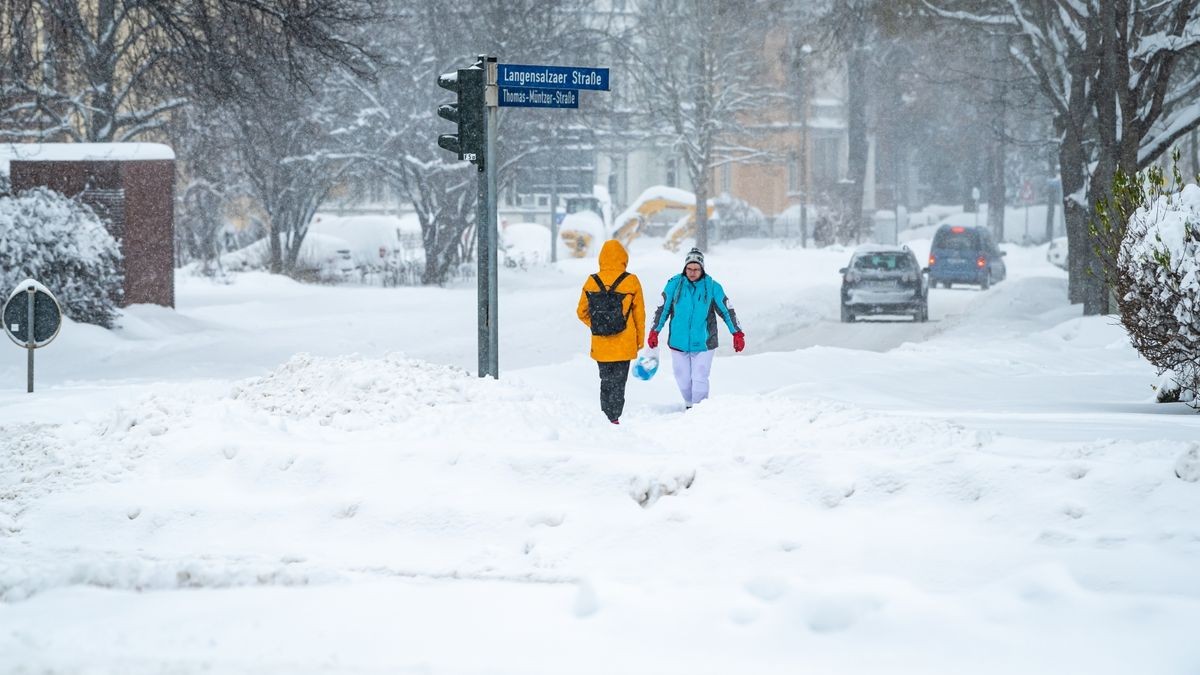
[659,208,716,253]
[560,188,714,258]
[611,190,714,253]
[558,195,608,258]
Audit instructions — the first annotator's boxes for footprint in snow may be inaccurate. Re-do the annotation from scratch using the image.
[526,511,565,528]
[630,470,696,508]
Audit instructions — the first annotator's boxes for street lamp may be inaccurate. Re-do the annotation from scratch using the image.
[794,41,813,248]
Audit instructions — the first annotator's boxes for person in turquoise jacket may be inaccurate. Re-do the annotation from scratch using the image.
[647,247,744,408]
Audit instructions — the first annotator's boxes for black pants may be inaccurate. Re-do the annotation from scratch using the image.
[597,360,630,422]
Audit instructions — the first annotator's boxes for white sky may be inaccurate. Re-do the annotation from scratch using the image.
[1,233,1198,674]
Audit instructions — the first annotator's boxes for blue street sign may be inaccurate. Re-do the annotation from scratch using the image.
[497,64,609,92]
[498,86,579,109]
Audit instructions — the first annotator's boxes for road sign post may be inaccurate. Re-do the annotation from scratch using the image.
[3,279,63,393]
[484,56,499,380]
[26,289,32,392]
[436,58,609,379]
[1021,179,1036,241]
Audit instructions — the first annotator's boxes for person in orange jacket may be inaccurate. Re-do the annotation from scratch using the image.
[576,239,646,424]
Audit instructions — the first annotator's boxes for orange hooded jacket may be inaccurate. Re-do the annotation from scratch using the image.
[576,240,645,362]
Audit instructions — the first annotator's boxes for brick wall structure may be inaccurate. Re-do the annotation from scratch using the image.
[4,143,175,308]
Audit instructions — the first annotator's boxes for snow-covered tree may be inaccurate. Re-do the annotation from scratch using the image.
[628,0,776,251]
[217,74,365,276]
[338,0,611,283]
[815,0,894,239]
[928,0,1200,315]
[1,1,385,278]
[0,0,382,143]
[330,4,481,284]
[1097,163,1200,407]
[0,187,122,327]
[0,1,51,142]
[168,105,249,274]
[1099,163,1200,408]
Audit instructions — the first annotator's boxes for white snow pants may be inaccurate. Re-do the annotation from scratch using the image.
[670,349,715,406]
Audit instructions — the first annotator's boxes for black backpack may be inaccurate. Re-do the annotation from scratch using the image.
[586,272,632,336]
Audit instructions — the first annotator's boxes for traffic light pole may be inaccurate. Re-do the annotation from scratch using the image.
[442,55,609,378]
[26,288,34,393]
[478,55,499,379]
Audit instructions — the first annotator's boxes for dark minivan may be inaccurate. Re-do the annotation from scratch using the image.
[927,224,1006,289]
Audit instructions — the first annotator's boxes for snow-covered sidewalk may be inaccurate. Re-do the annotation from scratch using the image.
[1,239,1198,674]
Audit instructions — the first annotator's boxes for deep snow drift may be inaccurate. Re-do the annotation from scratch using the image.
[1,237,1198,674]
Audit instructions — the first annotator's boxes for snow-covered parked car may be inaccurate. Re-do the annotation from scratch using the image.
[839,244,929,322]
[500,222,553,268]
[1047,236,1068,270]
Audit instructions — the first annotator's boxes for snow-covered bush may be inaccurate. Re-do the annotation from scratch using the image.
[1096,164,1200,408]
[500,222,552,269]
[0,187,123,327]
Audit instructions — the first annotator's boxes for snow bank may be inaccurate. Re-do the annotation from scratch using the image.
[233,352,492,429]
[501,222,553,266]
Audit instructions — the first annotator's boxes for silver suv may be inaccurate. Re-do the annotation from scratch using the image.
[839,245,929,322]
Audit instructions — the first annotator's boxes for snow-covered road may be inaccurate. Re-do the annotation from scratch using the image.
[1,237,1198,674]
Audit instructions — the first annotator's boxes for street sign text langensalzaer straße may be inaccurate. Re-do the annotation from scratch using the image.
[497,64,610,91]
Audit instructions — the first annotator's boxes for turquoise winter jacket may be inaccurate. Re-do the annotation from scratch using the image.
[651,273,742,352]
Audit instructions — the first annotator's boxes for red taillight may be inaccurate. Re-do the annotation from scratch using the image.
[951,226,965,233]
[976,256,987,268]
[928,254,936,266]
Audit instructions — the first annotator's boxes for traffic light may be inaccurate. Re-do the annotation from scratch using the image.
[436,64,485,165]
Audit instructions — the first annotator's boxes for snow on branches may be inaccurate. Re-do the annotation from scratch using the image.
[1097,164,1200,407]
[0,187,123,327]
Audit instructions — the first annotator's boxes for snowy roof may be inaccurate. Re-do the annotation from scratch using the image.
[0,143,175,175]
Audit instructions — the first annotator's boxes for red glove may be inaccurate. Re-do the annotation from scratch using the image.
[647,330,659,349]
[732,331,745,353]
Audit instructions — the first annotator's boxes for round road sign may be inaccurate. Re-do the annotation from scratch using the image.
[3,279,63,348]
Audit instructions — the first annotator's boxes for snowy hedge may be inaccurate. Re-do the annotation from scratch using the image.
[1099,169,1200,408]
[0,187,123,327]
